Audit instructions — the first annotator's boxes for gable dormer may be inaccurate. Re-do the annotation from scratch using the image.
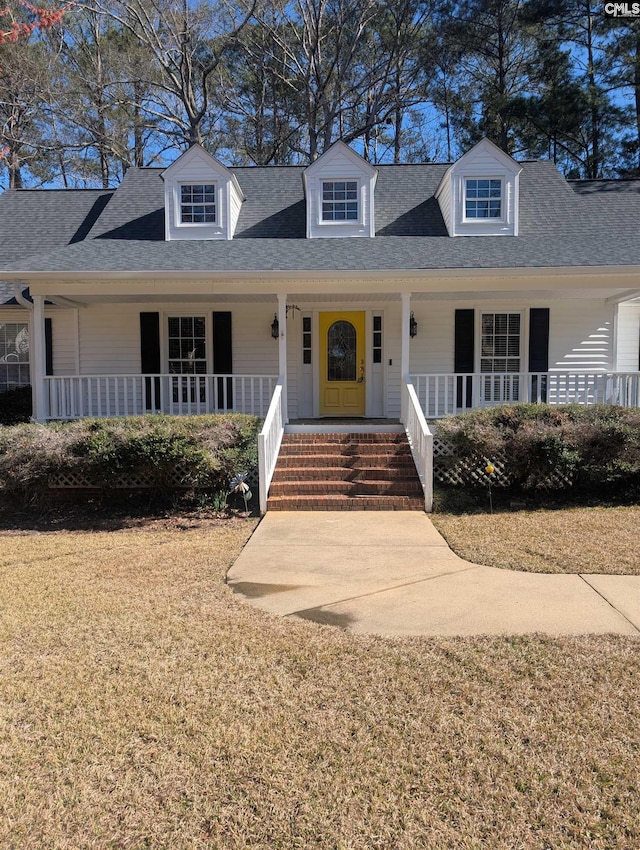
[435,138,522,237]
[161,144,245,241]
[303,141,378,238]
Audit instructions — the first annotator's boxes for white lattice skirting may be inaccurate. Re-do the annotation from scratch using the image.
[433,438,572,489]
[48,466,259,492]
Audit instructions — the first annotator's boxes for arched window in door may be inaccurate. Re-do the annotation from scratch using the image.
[327,320,357,381]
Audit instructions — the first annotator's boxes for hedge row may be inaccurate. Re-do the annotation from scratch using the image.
[0,414,262,507]
[435,404,640,494]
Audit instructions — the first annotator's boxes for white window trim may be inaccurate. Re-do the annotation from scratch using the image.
[175,181,222,230]
[462,177,505,225]
[0,319,30,392]
[317,177,363,227]
[162,311,212,373]
[475,308,526,373]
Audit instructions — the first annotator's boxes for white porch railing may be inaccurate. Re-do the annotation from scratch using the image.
[43,374,278,419]
[401,375,434,512]
[411,372,640,418]
[258,377,286,515]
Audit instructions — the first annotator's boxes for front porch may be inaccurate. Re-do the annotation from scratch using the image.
[39,370,640,422]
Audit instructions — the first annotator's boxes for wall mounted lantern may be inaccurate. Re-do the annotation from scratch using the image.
[409,311,418,338]
[271,314,279,339]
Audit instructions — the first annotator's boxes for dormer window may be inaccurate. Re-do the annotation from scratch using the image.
[180,183,216,224]
[435,139,521,236]
[162,145,244,241]
[322,180,358,222]
[302,141,377,238]
[464,179,502,220]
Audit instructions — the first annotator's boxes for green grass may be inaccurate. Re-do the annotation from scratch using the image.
[1,515,639,848]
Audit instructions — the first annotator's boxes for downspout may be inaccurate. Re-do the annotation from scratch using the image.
[12,281,32,310]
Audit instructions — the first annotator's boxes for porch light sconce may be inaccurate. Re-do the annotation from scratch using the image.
[409,311,418,338]
[271,314,280,339]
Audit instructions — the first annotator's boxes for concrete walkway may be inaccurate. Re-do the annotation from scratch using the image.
[227,512,640,636]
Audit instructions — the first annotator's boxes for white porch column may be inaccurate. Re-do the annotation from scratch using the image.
[31,295,47,422]
[401,292,411,379]
[277,292,288,423]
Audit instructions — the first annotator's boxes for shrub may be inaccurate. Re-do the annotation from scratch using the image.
[0,414,262,507]
[435,404,640,496]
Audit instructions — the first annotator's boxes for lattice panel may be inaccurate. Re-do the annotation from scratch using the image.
[49,465,259,491]
[433,438,572,489]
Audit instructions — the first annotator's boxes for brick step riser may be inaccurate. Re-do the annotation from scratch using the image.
[278,455,414,467]
[267,496,425,511]
[269,482,424,497]
[272,467,420,482]
[282,434,407,445]
[279,445,413,457]
[275,456,417,470]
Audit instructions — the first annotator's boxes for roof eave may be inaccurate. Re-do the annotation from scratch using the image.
[11,265,640,284]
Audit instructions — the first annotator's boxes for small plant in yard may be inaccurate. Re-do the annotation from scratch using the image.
[229,472,252,516]
[485,462,495,513]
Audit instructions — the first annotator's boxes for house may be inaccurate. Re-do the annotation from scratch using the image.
[1,138,640,510]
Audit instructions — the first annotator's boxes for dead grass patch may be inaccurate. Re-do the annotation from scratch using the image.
[1,519,639,848]
[432,505,640,574]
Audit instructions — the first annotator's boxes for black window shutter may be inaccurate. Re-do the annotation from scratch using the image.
[44,318,53,376]
[140,312,161,410]
[213,311,233,409]
[528,308,550,403]
[454,309,474,408]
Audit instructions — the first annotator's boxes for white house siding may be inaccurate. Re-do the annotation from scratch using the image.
[435,171,453,234]
[408,298,614,375]
[616,303,640,371]
[548,300,614,371]
[78,305,140,374]
[76,302,279,377]
[49,308,77,375]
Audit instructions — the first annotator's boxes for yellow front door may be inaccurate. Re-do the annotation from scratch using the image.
[319,311,366,416]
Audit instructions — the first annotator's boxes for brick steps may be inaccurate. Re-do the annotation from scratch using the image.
[267,431,424,511]
[268,495,425,511]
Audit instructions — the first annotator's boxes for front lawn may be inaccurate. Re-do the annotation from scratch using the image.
[1,513,639,848]
[431,504,640,574]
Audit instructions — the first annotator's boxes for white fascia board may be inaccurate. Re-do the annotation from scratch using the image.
[17,265,640,283]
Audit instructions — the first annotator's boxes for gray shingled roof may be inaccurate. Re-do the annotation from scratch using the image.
[2,160,640,290]
[1,188,112,303]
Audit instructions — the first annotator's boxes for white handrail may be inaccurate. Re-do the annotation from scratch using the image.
[410,372,640,418]
[258,376,286,515]
[401,375,433,512]
[43,374,278,419]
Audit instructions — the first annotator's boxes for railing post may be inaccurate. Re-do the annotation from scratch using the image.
[258,431,267,514]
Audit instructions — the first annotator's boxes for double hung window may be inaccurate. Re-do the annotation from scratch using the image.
[0,322,30,393]
[168,316,207,402]
[322,181,358,221]
[180,184,216,224]
[481,312,521,401]
[465,179,502,219]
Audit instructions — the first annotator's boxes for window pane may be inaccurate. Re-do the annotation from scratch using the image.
[327,321,356,381]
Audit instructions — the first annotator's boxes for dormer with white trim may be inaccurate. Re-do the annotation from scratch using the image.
[303,141,378,238]
[435,138,522,237]
[162,144,245,241]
